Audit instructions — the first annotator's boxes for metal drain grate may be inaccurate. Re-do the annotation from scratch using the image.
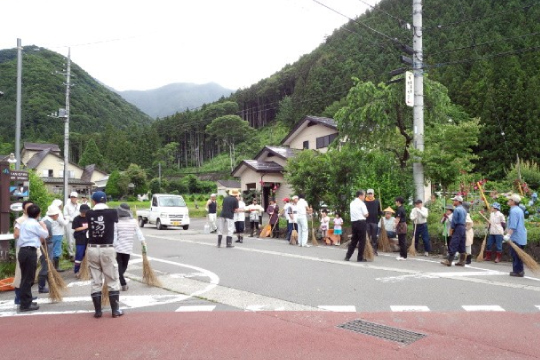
[337,319,426,345]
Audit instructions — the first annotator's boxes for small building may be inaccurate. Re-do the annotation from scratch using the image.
[232,116,337,209]
[216,180,241,197]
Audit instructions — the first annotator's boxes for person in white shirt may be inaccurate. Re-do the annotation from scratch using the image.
[295,194,311,247]
[50,199,67,272]
[410,199,431,256]
[64,191,80,260]
[234,195,246,243]
[282,198,292,241]
[245,198,264,237]
[485,202,506,262]
[345,190,369,261]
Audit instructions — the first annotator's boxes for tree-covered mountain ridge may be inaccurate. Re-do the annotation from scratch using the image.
[117,82,233,119]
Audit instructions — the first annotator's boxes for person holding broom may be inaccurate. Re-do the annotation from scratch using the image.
[72,204,90,279]
[364,189,382,255]
[115,203,147,291]
[394,197,408,261]
[504,194,527,277]
[12,200,33,305]
[266,198,280,238]
[86,191,122,318]
[441,195,467,267]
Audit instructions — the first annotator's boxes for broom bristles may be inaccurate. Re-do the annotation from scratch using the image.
[143,253,162,287]
[41,245,66,302]
[290,230,298,245]
[79,251,90,280]
[363,235,375,261]
[508,241,540,274]
[408,223,417,257]
[378,221,392,253]
[476,232,488,262]
[102,282,110,306]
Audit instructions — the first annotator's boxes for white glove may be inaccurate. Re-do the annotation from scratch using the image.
[503,234,510,242]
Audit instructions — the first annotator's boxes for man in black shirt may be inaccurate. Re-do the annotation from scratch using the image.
[364,189,382,255]
[217,189,239,248]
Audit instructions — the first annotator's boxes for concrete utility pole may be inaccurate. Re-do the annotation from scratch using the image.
[412,0,425,202]
[63,48,72,206]
[15,39,23,170]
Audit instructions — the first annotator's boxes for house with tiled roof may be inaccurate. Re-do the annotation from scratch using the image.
[232,116,337,208]
[20,142,108,196]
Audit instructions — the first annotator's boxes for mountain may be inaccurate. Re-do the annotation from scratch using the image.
[117,83,233,118]
[0,46,152,142]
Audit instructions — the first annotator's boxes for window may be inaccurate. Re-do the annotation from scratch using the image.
[316,133,338,149]
[303,140,309,149]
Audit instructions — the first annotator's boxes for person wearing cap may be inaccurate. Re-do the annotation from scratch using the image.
[266,198,280,238]
[217,189,239,248]
[86,191,122,318]
[287,197,299,242]
[38,205,64,294]
[81,195,91,208]
[345,190,369,261]
[234,193,246,243]
[441,195,467,267]
[206,194,218,233]
[71,204,90,278]
[17,204,49,312]
[504,194,527,277]
[463,202,474,265]
[364,189,382,255]
[379,207,396,239]
[410,199,431,257]
[485,202,506,262]
[114,203,147,290]
[64,191,81,261]
[281,198,292,242]
[49,199,67,272]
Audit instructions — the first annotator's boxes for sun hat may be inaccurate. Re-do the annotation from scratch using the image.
[508,194,521,203]
[46,205,60,216]
[383,207,395,213]
[491,202,501,210]
[117,203,132,218]
[451,195,463,202]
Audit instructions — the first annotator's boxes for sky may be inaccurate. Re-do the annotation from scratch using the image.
[0,0,377,91]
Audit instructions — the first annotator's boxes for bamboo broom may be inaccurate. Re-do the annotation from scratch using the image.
[377,189,392,252]
[41,245,65,302]
[142,244,162,287]
[310,215,319,246]
[79,247,90,281]
[363,234,375,261]
[476,212,491,262]
[506,240,540,274]
[407,221,417,257]
[102,282,109,306]
[290,227,298,245]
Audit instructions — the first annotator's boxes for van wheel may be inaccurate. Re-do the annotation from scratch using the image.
[156,219,164,230]
[138,217,145,228]
[183,225,189,230]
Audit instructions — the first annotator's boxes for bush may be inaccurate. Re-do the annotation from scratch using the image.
[506,161,540,191]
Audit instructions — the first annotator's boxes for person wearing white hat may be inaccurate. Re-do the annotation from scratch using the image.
[504,194,527,277]
[485,202,506,262]
[441,195,467,267]
[64,191,80,261]
[49,199,67,272]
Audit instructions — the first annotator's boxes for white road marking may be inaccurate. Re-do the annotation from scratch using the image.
[175,305,216,312]
[245,305,265,312]
[376,271,505,283]
[390,306,430,312]
[462,305,505,312]
[536,306,540,311]
[318,305,356,312]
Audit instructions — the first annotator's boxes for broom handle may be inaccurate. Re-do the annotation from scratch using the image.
[477,182,490,210]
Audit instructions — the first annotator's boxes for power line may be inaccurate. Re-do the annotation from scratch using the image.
[356,0,408,24]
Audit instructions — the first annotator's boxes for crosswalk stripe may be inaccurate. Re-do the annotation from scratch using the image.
[175,305,216,312]
[462,305,505,312]
[318,305,356,312]
[390,305,430,312]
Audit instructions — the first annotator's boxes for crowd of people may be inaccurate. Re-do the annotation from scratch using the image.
[208,188,529,278]
[12,191,145,316]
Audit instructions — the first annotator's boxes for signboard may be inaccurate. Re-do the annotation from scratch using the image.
[10,170,29,181]
[405,71,414,107]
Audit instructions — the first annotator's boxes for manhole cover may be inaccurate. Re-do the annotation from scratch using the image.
[337,319,426,345]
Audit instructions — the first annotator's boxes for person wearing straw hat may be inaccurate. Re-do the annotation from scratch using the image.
[217,189,239,248]
[441,195,467,267]
[86,191,122,318]
[485,202,506,263]
[504,194,527,277]
[64,191,80,261]
[71,204,90,278]
[17,204,49,312]
[114,203,147,290]
[380,207,396,239]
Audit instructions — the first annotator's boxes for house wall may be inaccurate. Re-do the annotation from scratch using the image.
[256,154,287,167]
[90,171,108,184]
[36,154,84,178]
[288,124,337,153]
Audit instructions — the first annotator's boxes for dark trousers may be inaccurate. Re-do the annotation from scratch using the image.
[448,224,466,256]
[511,243,525,273]
[398,233,407,258]
[116,253,131,287]
[18,247,37,308]
[74,244,87,273]
[250,221,259,235]
[235,221,245,234]
[346,220,367,260]
[414,223,432,252]
[271,222,280,238]
[38,242,52,277]
[286,222,297,241]
[366,222,378,250]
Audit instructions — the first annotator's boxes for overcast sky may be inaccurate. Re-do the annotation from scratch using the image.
[0,0,377,91]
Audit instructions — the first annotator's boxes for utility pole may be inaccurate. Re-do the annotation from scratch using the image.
[62,48,72,206]
[412,0,425,202]
[15,39,23,170]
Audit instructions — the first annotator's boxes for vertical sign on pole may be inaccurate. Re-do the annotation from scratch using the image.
[405,71,414,107]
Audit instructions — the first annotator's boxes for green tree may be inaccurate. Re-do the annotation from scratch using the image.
[125,163,148,195]
[206,115,255,171]
[28,170,54,213]
[78,138,105,168]
[105,170,130,199]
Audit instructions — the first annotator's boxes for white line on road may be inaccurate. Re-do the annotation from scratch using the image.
[318,305,356,312]
[462,305,505,312]
[176,305,216,312]
[390,306,430,312]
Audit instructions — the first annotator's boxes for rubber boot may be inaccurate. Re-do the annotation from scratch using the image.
[440,254,453,267]
[54,257,65,272]
[465,254,472,265]
[38,275,49,294]
[14,288,20,305]
[217,235,222,248]
[494,251,502,263]
[226,236,234,248]
[455,253,467,266]
[109,290,124,318]
[91,292,102,318]
[483,250,492,262]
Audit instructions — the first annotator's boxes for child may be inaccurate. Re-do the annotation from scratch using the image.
[320,210,330,244]
[332,213,343,246]
[72,204,90,278]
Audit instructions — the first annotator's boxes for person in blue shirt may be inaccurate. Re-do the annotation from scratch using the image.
[17,204,49,312]
[441,195,467,267]
[504,194,528,277]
